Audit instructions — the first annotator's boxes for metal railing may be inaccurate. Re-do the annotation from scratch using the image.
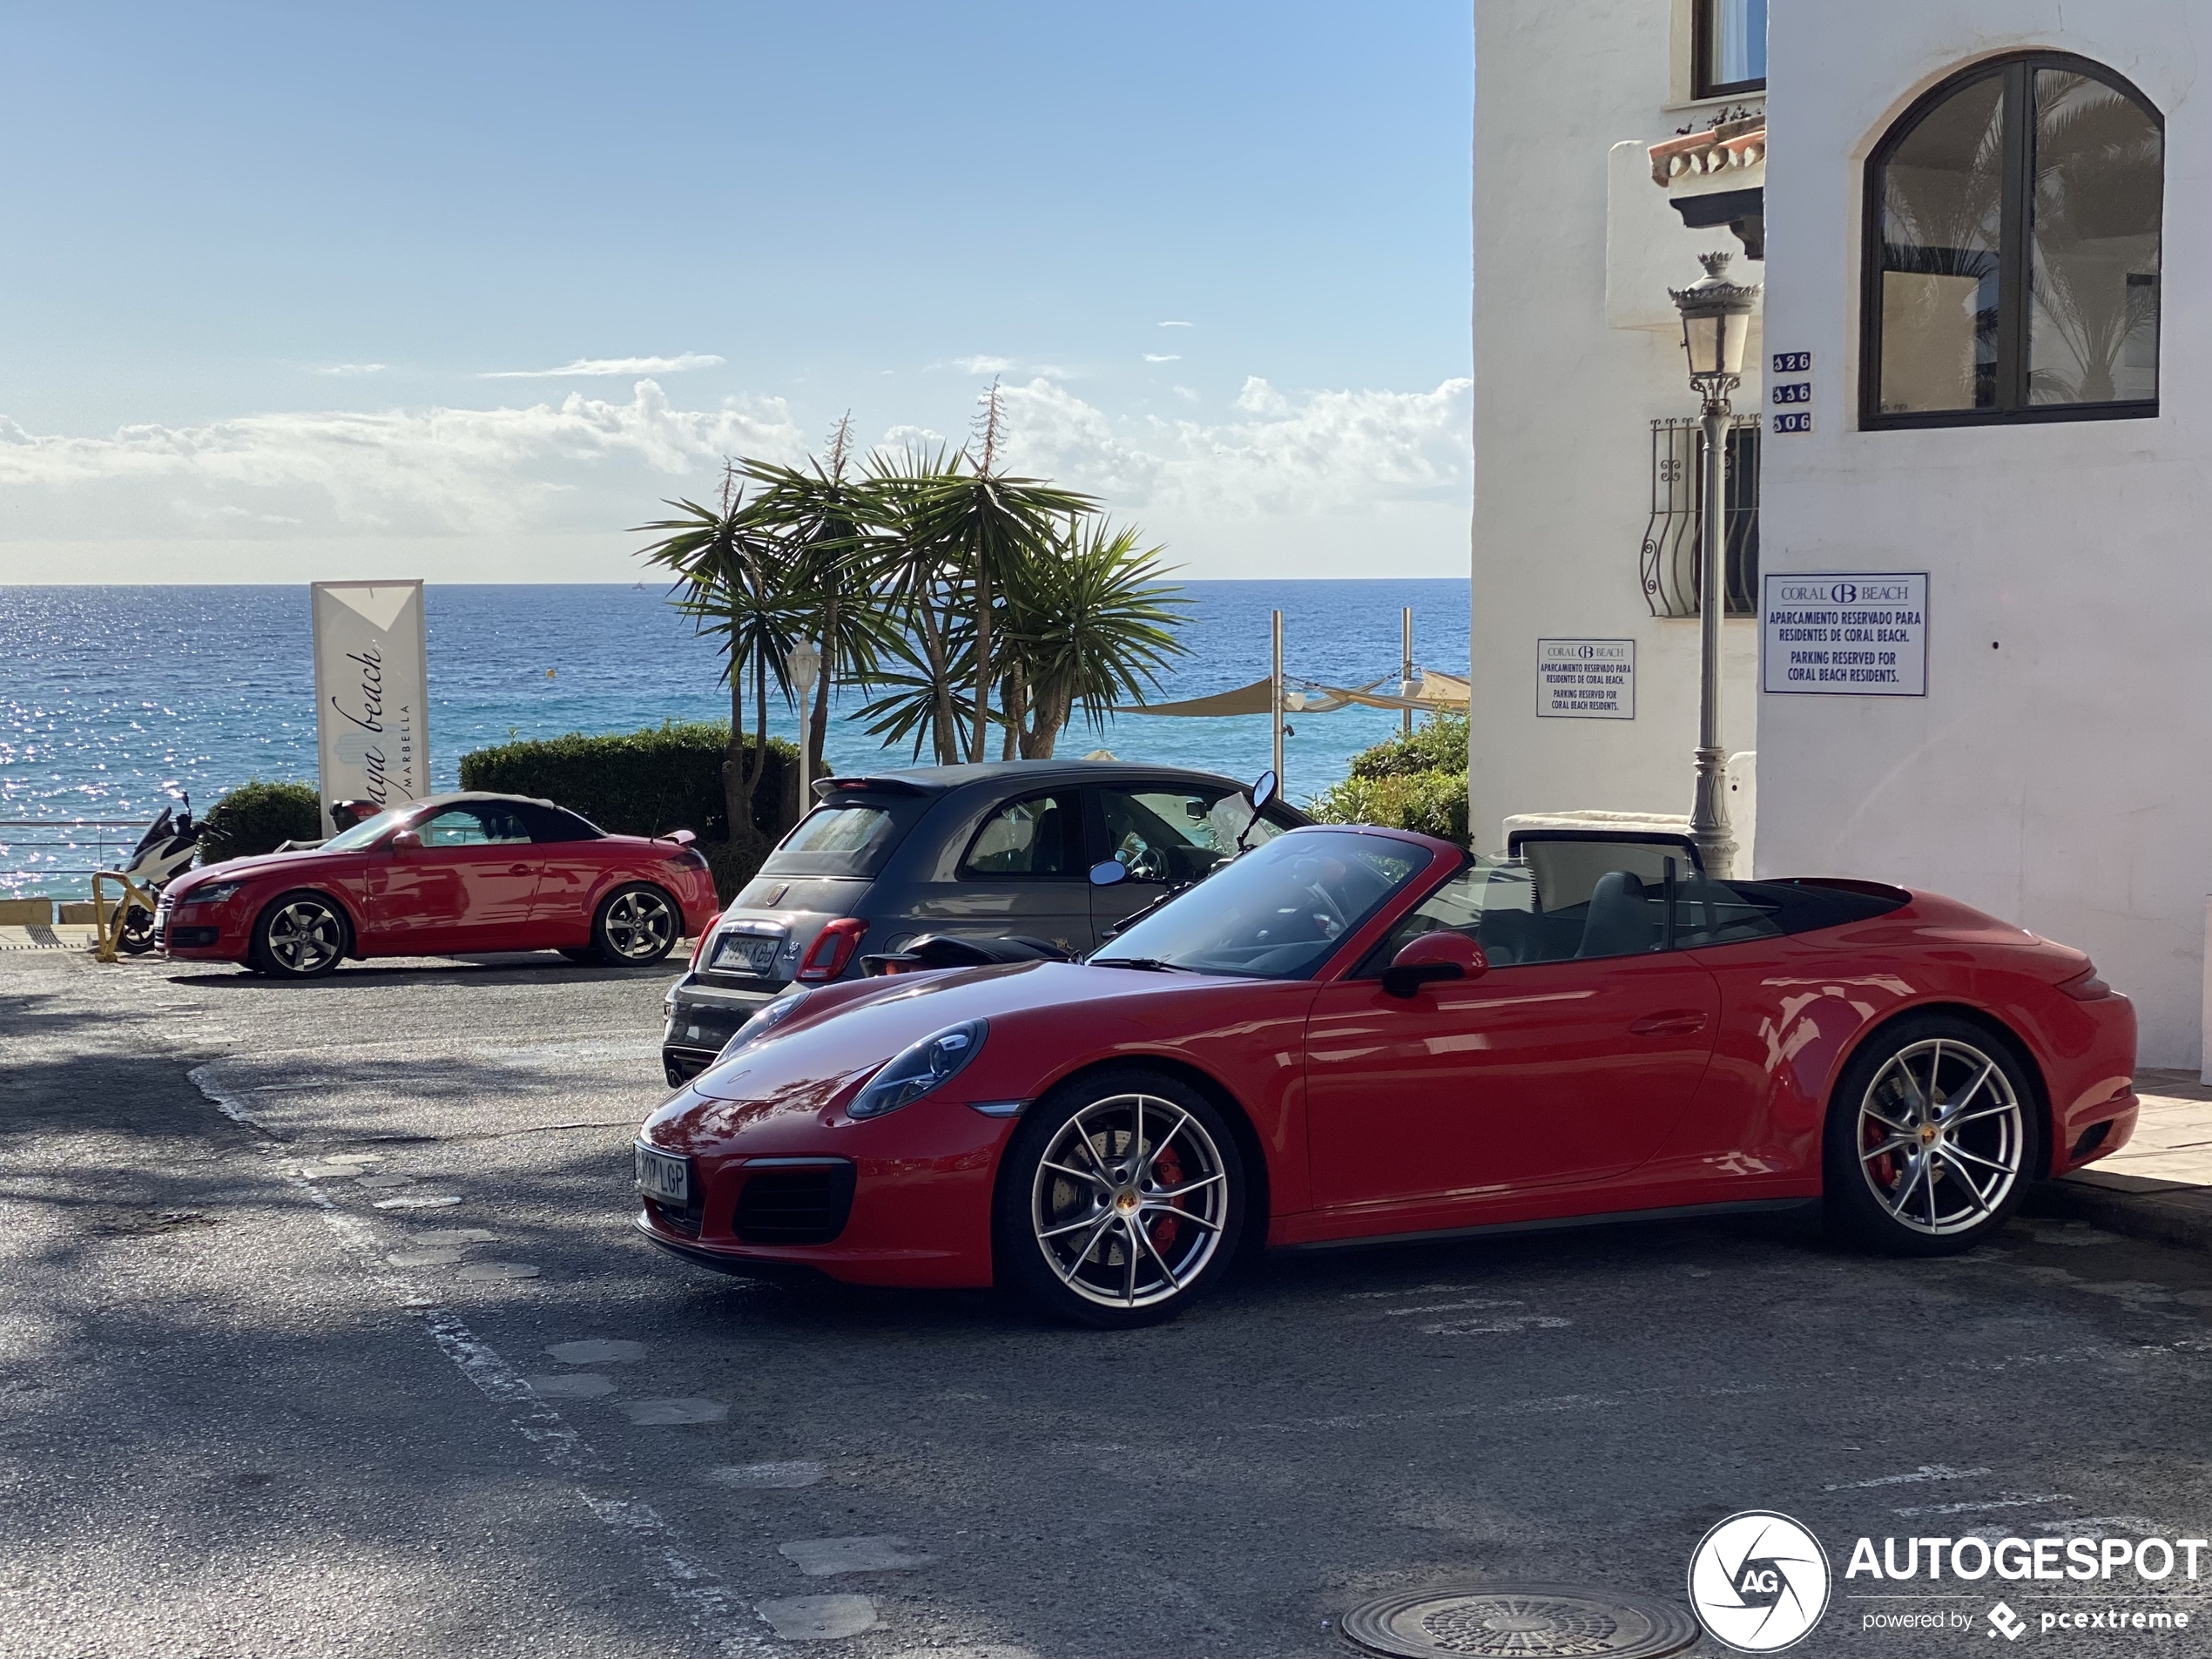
[1642,415,1760,619]
[0,820,146,898]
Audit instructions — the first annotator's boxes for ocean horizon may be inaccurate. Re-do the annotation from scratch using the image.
[1,579,1469,894]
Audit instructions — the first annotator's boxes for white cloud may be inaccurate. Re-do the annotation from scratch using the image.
[945,354,1014,375]
[1157,320,1195,328]
[481,353,725,380]
[0,381,803,540]
[1143,354,1182,363]
[313,362,387,377]
[993,374,1471,519]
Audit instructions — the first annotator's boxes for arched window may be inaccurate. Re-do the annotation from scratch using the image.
[1864,54,2161,427]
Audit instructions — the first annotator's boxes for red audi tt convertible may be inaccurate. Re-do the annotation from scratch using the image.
[158,791,718,977]
[634,825,2138,1325]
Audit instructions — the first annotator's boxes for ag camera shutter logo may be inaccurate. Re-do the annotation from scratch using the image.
[1688,1511,1831,1652]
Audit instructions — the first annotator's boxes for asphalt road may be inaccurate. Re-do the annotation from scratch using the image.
[5,946,2212,1658]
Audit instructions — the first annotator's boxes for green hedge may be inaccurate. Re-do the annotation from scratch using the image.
[199,780,323,864]
[1309,716,1470,846]
[456,722,797,844]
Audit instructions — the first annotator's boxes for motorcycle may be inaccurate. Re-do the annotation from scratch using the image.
[110,794,201,954]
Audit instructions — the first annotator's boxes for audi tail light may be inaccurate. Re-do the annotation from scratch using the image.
[686,914,721,971]
[796,917,867,982]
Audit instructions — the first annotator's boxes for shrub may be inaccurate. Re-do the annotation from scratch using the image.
[457,723,798,842]
[199,780,324,865]
[1309,716,1470,845]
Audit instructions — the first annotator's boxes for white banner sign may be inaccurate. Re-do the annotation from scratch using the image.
[1762,572,1928,697]
[1537,638,1635,718]
[312,581,429,834]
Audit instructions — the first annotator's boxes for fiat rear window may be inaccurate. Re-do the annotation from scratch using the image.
[759,803,910,878]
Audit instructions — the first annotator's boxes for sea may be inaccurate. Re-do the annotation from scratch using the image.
[0,580,1468,895]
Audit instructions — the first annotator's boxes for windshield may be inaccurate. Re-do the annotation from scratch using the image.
[320,806,412,852]
[1092,829,1433,979]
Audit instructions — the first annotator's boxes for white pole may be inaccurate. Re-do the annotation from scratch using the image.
[786,640,822,821]
[1401,605,1414,738]
[1271,610,1285,791]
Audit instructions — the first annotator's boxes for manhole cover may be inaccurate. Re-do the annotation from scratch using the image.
[1341,1583,1698,1659]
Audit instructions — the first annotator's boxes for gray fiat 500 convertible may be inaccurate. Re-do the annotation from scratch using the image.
[659,760,1305,1083]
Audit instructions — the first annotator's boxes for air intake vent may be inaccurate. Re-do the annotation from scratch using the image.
[734,1163,856,1245]
[2072,1120,2114,1161]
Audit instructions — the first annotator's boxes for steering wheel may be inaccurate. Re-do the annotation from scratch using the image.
[1120,835,1170,885]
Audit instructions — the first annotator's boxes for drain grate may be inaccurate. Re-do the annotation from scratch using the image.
[1341,1583,1698,1659]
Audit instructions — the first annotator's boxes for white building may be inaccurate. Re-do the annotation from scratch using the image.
[1473,2,2199,1066]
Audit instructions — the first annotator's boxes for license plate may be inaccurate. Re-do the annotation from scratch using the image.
[635,1144,690,1204]
[713,934,782,976]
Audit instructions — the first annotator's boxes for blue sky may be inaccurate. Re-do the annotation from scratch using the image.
[0,3,1473,582]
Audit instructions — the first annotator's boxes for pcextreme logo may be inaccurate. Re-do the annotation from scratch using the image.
[1688,1511,1833,1653]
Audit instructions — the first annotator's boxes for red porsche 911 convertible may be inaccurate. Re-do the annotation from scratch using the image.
[158,791,719,978]
[633,825,2138,1326]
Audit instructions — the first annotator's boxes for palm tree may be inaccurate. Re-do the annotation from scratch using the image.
[893,383,1093,760]
[997,517,1190,759]
[635,469,796,857]
[736,416,899,780]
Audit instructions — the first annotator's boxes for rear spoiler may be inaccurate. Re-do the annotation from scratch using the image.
[812,776,931,799]
[653,828,698,846]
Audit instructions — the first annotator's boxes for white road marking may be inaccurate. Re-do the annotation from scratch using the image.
[621,1399,731,1426]
[1380,1298,1522,1318]
[755,1595,878,1640]
[1825,1464,1993,1491]
[185,1068,772,1657]
[1418,1314,1573,1336]
[373,1195,463,1210]
[457,1262,540,1282]
[414,1229,500,1246]
[778,1537,932,1576]
[355,1175,414,1190]
[1893,1494,2073,1517]
[185,1064,270,1130]
[387,1248,468,1268]
[546,1339,646,1365]
[1339,1282,1487,1300]
[709,1462,825,1490]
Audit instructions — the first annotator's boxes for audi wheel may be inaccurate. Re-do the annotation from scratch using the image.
[249,890,349,980]
[995,1067,1244,1328]
[590,883,678,966]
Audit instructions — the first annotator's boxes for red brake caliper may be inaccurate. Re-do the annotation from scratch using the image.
[1148,1143,1185,1256]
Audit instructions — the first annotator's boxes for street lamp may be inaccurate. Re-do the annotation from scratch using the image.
[1669,249,1760,879]
[786,639,822,813]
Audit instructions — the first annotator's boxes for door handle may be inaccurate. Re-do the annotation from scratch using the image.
[1629,1009,1707,1037]
[509,864,531,876]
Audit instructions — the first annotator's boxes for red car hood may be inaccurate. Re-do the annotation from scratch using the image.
[170,846,347,894]
[652,961,1251,1144]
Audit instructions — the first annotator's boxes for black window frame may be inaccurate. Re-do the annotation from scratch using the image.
[955,789,1089,882]
[1693,0,1767,101]
[1860,51,2163,432]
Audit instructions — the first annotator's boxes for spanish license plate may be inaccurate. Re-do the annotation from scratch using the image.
[713,934,782,976]
[635,1144,690,1204]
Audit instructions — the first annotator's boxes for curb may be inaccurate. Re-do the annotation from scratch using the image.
[2027,1172,2212,1254]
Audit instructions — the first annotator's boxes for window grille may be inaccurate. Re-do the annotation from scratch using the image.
[1641,415,1759,619]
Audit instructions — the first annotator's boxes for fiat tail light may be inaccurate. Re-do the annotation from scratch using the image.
[796,917,867,982]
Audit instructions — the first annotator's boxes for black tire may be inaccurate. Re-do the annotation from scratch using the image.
[1823,1012,2041,1255]
[590,883,679,966]
[994,1066,1244,1328]
[117,903,157,954]
[248,889,350,981]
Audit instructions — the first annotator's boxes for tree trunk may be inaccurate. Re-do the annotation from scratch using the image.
[971,556,991,763]
[722,625,749,846]
[999,660,1024,760]
[811,595,836,779]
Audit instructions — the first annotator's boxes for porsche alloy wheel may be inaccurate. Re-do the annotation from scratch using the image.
[1826,1016,2037,1253]
[1000,1069,1244,1327]
[592,884,678,966]
[251,891,348,979]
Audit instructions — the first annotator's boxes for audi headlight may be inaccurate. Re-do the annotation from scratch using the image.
[849,1020,986,1120]
[185,880,244,905]
[720,985,809,1057]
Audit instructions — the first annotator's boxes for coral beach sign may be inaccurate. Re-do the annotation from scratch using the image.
[311,580,429,835]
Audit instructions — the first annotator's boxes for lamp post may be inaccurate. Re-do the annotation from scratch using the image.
[786,639,821,815]
[1669,250,1760,879]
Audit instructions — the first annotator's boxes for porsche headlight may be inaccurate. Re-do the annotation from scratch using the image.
[721,985,809,1057]
[849,1020,986,1120]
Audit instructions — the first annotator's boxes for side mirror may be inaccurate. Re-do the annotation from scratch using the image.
[1380,930,1486,999]
[388,829,422,853]
[1250,769,1278,813]
[1088,860,1129,887]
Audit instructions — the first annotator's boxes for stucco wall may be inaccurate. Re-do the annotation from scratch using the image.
[1757,1,2211,1064]
[1471,0,1764,855]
